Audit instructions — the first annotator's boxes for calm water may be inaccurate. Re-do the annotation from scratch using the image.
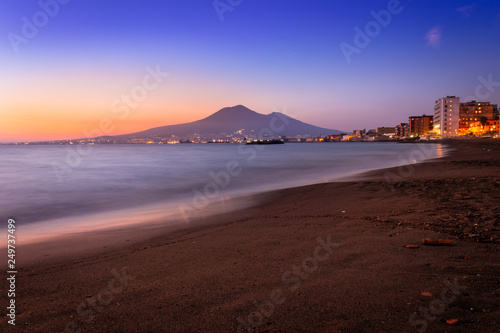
[0,143,445,243]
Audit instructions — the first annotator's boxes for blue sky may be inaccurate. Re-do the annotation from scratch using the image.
[1,0,499,140]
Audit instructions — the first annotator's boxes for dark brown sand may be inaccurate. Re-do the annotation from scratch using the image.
[1,139,499,332]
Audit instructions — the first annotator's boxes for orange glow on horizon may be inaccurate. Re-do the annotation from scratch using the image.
[0,104,224,142]
[0,63,270,141]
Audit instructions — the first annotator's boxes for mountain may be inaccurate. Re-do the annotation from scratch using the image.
[117,105,342,139]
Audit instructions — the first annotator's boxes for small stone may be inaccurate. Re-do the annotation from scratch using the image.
[421,292,432,297]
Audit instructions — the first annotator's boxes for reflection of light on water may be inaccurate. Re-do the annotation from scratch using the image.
[435,144,446,159]
[13,203,178,245]
[8,194,259,246]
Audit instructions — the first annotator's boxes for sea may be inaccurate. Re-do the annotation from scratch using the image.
[0,142,446,244]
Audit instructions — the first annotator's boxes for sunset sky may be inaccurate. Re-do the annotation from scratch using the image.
[1,0,499,141]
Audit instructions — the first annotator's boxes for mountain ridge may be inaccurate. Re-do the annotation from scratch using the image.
[117,105,342,139]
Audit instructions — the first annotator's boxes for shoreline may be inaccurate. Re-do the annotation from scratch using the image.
[10,142,448,264]
[2,139,499,332]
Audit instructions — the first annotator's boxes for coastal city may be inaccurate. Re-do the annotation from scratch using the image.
[11,96,499,145]
[346,97,499,142]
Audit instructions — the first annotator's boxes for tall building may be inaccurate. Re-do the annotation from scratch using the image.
[408,115,433,137]
[395,123,409,138]
[434,96,460,138]
[459,101,497,135]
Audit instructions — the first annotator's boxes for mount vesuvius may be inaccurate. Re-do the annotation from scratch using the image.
[117,105,342,139]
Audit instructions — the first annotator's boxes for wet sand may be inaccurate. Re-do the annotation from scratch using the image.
[1,139,499,332]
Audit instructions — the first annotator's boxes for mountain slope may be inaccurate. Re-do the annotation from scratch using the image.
[118,105,342,139]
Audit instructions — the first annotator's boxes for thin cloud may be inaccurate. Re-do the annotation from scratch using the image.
[456,4,476,17]
[425,26,442,48]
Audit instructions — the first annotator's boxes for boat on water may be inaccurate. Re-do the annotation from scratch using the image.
[245,139,284,145]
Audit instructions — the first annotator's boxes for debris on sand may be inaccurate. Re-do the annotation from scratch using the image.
[422,239,455,246]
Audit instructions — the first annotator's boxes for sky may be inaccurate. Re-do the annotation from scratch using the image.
[1,0,499,141]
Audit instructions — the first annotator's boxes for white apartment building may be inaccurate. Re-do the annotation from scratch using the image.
[434,96,460,138]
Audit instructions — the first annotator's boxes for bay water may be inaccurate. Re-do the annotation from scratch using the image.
[0,142,445,244]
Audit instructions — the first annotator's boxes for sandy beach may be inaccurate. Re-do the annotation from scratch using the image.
[2,139,499,332]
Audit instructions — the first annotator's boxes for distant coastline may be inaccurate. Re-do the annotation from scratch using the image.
[0,137,486,145]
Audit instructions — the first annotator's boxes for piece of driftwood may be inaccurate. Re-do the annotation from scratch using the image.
[422,239,455,246]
